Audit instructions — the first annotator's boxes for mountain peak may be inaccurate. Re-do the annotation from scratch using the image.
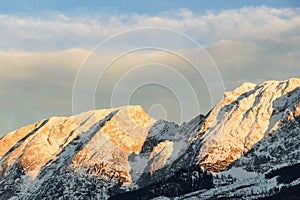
[197,78,300,172]
[1,79,300,199]
[0,105,155,183]
[224,82,257,105]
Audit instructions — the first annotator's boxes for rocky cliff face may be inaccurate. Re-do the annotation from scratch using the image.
[196,78,300,172]
[0,106,157,185]
[0,78,300,200]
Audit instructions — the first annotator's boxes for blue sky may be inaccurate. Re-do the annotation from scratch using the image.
[0,1,300,136]
[0,0,299,15]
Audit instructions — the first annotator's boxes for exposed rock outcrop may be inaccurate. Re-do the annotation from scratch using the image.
[0,106,155,185]
[1,78,300,200]
[196,78,300,172]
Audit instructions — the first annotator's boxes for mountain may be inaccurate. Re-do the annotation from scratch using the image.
[197,78,300,172]
[0,78,300,199]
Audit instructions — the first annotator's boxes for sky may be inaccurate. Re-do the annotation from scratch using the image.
[0,0,298,14]
[0,1,300,137]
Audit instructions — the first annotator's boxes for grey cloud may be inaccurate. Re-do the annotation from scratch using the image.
[0,6,299,51]
[0,6,300,137]
[206,38,300,90]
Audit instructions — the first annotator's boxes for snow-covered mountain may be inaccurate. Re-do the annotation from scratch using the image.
[0,78,299,199]
[196,78,300,172]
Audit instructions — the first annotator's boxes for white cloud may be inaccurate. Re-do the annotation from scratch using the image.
[0,49,89,79]
[0,6,299,50]
[0,6,300,136]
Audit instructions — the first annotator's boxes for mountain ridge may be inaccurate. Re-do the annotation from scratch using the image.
[0,78,300,199]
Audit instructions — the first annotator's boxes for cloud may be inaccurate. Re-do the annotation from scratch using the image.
[0,6,300,136]
[206,39,300,89]
[0,6,299,50]
[0,49,89,79]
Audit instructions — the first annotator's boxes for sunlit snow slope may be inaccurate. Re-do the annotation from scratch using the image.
[196,78,300,172]
[0,78,299,200]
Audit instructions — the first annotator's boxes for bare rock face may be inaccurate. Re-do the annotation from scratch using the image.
[1,78,300,200]
[70,106,155,184]
[0,106,155,185]
[148,140,174,175]
[196,78,300,172]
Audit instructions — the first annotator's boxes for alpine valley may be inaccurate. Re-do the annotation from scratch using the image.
[0,78,300,200]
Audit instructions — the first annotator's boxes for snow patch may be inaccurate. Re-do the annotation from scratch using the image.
[222,167,259,180]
